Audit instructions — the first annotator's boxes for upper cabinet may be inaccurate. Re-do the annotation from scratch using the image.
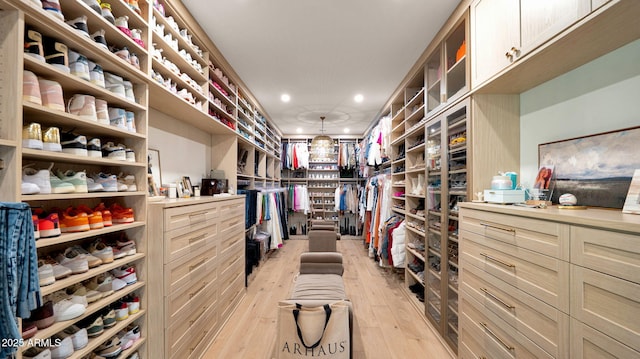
[471,0,590,88]
[425,11,469,117]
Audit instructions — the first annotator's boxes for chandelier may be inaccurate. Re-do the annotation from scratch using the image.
[310,116,333,159]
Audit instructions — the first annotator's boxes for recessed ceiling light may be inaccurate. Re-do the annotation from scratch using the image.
[281,94,291,102]
[296,128,302,134]
[344,128,350,133]
[354,94,364,103]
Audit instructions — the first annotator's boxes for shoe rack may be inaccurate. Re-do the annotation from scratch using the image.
[148,0,282,193]
[1,0,149,358]
[280,137,363,238]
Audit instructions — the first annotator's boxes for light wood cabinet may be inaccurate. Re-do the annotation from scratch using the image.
[459,203,640,358]
[1,0,150,357]
[147,196,245,359]
[471,0,590,88]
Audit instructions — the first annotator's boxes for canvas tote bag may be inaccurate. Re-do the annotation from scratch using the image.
[277,301,350,359]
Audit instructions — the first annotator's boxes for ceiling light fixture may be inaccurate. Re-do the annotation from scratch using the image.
[354,94,364,103]
[296,128,302,134]
[344,128,350,133]
[310,116,333,159]
[281,94,291,102]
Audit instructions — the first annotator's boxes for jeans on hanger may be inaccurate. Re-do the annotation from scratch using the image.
[0,202,41,357]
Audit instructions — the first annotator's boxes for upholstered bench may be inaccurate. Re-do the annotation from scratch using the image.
[281,252,353,357]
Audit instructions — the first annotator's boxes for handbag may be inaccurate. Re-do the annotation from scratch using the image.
[277,301,350,358]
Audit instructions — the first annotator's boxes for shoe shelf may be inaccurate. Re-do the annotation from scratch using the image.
[150,32,205,84]
[24,56,146,111]
[209,67,238,104]
[151,7,206,69]
[23,191,147,202]
[392,207,406,216]
[35,221,145,248]
[150,56,207,102]
[41,309,145,359]
[61,0,148,53]
[0,139,17,147]
[23,102,146,139]
[39,255,145,297]
[208,97,236,123]
[209,81,236,109]
[405,212,425,222]
[405,225,425,237]
[21,3,148,83]
[28,283,144,342]
[22,149,145,167]
[120,336,146,359]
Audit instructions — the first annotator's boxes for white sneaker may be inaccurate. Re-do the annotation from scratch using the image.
[55,248,89,274]
[118,173,137,191]
[101,142,126,161]
[23,165,52,194]
[49,335,74,359]
[108,107,126,129]
[62,325,88,350]
[87,177,105,192]
[87,137,102,158]
[96,99,109,125]
[123,80,135,102]
[49,172,76,194]
[92,172,118,192]
[104,72,125,98]
[49,292,85,322]
[125,111,136,132]
[38,261,55,286]
[122,145,135,162]
[22,181,41,195]
[68,49,90,81]
[56,169,88,193]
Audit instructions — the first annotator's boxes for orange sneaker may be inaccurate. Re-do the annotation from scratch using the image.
[109,203,134,223]
[94,203,113,227]
[76,205,104,230]
[59,207,90,233]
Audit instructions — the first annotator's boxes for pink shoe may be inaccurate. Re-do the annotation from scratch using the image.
[38,79,65,111]
[67,94,97,121]
[23,70,42,105]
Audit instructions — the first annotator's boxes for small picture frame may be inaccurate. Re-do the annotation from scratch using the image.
[147,174,159,196]
[148,148,162,190]
[182,176,193,195]
[176,180,184,198]
[622,169,640,214]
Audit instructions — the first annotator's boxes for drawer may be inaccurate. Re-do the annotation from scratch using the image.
[166,266,218,320]
[460,293,554,359]
[164,202,221,232]
[461,230,570,312]
[166,286,219,353]
[164,218,219,263]
[570,265,640,352]
[460,208,569,260]
[461,258,570,358]
[168,294,219,359]
[219,221,244,259]
[218,198,245,217]
[570,226,640,284]
[570,318,639,359]
[219,270,245,322]
[219,250,244,293]
[164,239,218,293]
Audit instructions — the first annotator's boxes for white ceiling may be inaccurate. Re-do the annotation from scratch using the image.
[184,0,461,136]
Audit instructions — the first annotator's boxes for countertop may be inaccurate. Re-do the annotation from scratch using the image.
[459,202,640,233]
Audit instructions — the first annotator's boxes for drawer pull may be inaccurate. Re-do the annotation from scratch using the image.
[189,307,207,326]
[189,258,206,272]
[188,234,206,244]
[190,281,207,298]
[189,211,208,218]
[480,322,514,351]
[480,252,515,268]
[480,287,515,309]
[480,222,515,234]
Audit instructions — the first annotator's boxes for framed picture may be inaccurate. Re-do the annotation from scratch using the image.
[538,126,640,208]
[623,169,640,214]
[148,148,162,189]
[147,174,159,196]
[182,176,193,196]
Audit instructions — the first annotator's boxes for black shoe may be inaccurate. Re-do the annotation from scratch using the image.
[24,27,44,61]
[43,36,69,73]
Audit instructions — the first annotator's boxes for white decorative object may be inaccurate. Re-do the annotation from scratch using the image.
[559,193,578,206]
[622,169,640,214]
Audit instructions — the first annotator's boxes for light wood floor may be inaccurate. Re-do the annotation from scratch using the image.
[202,238,455,359]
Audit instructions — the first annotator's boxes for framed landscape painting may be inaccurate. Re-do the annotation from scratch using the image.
[538,126,640,208]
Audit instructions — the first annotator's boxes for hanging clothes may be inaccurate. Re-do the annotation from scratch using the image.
[0,203,41,357]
